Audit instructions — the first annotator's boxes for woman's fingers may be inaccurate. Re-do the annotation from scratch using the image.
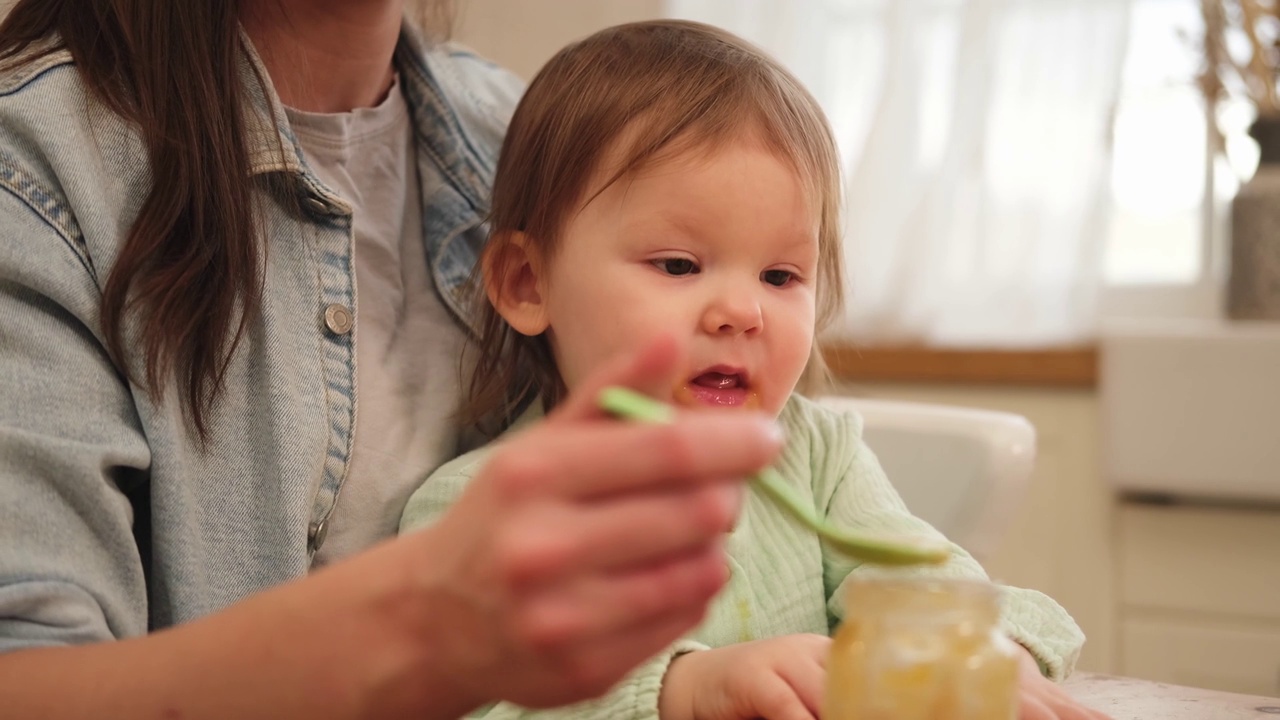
[511,541,728,652]
[418,337,791,711]
[539,336,781,501]
[493,483,740,587]
[515,602,711,709]
[549,334,685,422]
[491,416,781,502]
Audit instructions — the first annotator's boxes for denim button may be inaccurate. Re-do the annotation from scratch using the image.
[304,197,331,215]
[307,518,328,553]
[323,303,353,335]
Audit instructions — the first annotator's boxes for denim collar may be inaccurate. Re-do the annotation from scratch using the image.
[238,21,493,213]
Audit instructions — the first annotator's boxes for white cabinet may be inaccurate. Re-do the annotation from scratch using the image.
[1101,320,1280,503]
[1118,503,1280,696]
[1121,617,1280,697]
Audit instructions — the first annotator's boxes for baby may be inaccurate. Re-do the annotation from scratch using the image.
[402,19,1095,720]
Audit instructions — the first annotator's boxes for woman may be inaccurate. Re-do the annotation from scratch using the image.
[0,1,780,717]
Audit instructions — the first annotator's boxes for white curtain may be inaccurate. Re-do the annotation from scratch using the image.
[667,0,1132,347]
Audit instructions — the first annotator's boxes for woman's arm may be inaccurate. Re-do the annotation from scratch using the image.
[0,537,480,720]
[0,327,781,719]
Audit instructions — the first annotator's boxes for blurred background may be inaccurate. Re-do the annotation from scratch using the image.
[455,0,1280,694]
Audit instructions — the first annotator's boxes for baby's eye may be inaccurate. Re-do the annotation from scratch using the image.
[653,258,700,276]
[761,269,795,287]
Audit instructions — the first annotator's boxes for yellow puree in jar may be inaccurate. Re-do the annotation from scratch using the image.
[824,579,1020,720]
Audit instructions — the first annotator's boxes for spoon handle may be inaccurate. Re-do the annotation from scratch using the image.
[598,386,950,566]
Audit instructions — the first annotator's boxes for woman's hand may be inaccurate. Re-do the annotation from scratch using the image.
[1017,648,1111,720]
[400,336,784,712]
[0,337,781,720]
[658,634,831,720]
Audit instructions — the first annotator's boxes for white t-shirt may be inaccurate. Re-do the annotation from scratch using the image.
[286,75,469,566]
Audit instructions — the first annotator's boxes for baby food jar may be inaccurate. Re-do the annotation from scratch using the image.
[824,578,1020,720]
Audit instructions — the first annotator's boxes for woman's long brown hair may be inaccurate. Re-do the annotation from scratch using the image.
[0,0,258,440]
[0,1,450,441]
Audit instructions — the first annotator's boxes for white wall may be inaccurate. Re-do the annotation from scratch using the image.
[453,0,665,80]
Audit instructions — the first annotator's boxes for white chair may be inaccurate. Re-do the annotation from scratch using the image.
[816,396,1037,563]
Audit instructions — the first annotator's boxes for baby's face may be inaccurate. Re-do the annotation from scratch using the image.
[541,137,819,417]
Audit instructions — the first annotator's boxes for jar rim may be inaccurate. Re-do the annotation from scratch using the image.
[844,576,1000,596]
[838,577,1004,617]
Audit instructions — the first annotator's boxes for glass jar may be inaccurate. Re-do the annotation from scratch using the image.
[824,578,1020,720]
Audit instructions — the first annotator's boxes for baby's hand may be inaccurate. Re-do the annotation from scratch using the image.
[1016,648,1112,720]
[658,634,829,720]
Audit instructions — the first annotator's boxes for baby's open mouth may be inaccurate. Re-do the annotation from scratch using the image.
[694,371,743,391]
[675,367,758,409]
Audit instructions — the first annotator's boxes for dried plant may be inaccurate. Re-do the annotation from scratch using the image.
[1200,0,1280,119]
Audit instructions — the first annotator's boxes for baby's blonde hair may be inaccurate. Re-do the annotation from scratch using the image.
[465,19,845,430]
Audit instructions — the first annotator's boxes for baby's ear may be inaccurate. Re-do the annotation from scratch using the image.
[483,231,550,337]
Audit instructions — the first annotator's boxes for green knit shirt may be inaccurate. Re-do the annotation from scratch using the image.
[399,394,1085,720]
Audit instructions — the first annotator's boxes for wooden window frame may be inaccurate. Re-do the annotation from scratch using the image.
[820,343,1098,388]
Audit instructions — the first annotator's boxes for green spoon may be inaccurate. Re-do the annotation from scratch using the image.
[598,386,952,567]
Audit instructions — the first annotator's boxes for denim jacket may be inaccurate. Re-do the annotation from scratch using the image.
[0,24,522,649]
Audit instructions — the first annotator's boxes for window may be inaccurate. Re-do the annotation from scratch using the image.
[669,0,1223,337]
[1103,0,1253,318]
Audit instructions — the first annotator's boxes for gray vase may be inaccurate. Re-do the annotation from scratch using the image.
[1228,120,1280,320]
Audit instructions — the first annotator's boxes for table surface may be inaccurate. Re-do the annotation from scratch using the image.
[1067,673,1280,720]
